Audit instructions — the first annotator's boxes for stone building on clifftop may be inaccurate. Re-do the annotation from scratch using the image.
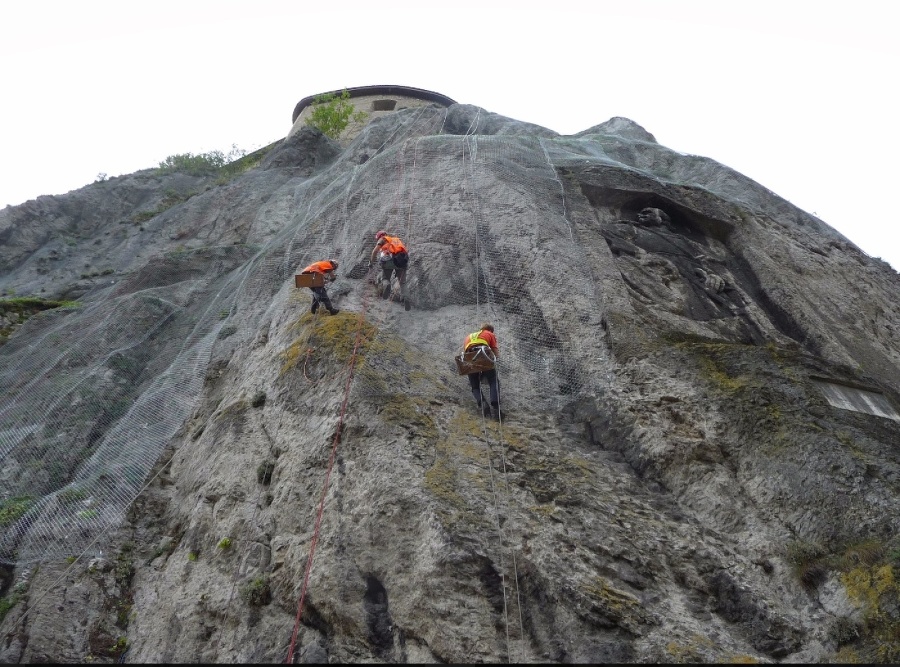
[288,84,457,143]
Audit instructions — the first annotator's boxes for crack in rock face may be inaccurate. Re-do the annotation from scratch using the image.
[1,103,900,664]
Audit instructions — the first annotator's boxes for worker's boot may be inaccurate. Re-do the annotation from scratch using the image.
[320,296,337,315]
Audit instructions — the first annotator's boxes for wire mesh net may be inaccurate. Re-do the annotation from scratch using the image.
[1,104,621,565]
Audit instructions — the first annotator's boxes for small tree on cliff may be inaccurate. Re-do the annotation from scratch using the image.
[306,89,367,139]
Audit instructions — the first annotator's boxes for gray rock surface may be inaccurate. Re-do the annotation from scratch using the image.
[1,103,899,664]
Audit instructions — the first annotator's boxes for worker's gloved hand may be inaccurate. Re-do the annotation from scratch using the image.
[329,273,337,282]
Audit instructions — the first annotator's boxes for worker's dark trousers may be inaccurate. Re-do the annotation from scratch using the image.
[468,369,499,406]
[379,260,407,298]
[310,286,334,313]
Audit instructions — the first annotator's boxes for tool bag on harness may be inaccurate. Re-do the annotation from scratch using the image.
[454,345,496,376]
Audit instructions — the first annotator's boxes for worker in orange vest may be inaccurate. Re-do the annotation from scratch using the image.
[299,259,339,315]
[462,323,501,419]
[369,230,410,310]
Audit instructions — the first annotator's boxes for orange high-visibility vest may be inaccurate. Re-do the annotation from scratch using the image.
[301,260,336,274]
[381,235,407,255]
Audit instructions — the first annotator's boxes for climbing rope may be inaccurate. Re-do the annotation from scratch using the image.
[487,364,527,662]
[539,136,574,244]
[364,105,434,306]
[285,120,433,662]
[464,129,527,663]
[284,223,379,665]
[2,105,614,664]
[464,128,510,662]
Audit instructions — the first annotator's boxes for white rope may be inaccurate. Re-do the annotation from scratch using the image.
[464,124,522,663]
[539,136,574,243]
[2,106,624,667]
[490,362,527,662]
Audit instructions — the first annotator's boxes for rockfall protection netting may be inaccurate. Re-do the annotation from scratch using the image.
[0,104,617,566]
[344,118,613,414]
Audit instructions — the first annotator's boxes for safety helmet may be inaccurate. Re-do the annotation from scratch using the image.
[375,230,387,240]
[330,259,339,269]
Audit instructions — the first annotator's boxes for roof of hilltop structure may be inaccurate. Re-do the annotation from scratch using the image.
[291,84,457,123]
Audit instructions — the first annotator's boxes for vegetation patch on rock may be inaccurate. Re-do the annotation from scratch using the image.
[0,297,77,344]
[785,538,900,662]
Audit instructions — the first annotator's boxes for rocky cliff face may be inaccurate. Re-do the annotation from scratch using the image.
[1,103,899,664]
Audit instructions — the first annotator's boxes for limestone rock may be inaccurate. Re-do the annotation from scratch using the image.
[1,102,899,664]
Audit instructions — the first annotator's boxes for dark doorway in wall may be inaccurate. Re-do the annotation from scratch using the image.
[372,99,397,111]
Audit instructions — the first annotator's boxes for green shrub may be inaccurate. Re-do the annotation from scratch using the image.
[841,540,886,569]
[59,487,89,504]
[0,581,28,624]
[115,543,135,588]
[785,539,830,590]
[0,496,33,526]
[829,615,862,646]
[157,151,227,175]
[240,576,271,606]
[156,143,282,188]
[0,594,18,624]
[0,297,77,312]
[306,89,368,139]
[785,539,827,566]
[217,537,232,550]
[112,637,128,657]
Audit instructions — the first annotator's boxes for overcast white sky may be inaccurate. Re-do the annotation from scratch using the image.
[2,0,898,270]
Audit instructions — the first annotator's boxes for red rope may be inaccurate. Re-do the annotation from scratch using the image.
[285,286,371,664]
[286,141,406,662]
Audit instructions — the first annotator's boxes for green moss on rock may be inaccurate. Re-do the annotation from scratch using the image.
[378,395,439,441]
[281,312,378,377]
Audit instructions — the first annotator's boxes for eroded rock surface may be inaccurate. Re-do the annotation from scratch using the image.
[1,106,899,664]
